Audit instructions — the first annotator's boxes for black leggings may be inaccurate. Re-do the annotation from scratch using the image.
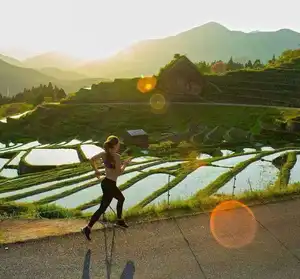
[88,177,125,228]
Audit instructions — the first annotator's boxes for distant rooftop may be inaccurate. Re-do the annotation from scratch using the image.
[126,129,148,136]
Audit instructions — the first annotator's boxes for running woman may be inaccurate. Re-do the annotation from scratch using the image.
[82,135,132,241]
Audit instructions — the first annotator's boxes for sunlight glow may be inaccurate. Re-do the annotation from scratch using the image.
[150,93,166,110]
[1,0,299,60]
[210,200,257,249]
[137,76,157,93]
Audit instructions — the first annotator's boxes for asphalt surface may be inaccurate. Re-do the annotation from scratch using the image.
[1,199,300,279]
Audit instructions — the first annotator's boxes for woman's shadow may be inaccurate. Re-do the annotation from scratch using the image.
[120,260,135,279]
[82,248,135,279]
[82,249,91,279]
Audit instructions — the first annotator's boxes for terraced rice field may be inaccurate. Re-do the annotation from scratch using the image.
[1,139,300,215]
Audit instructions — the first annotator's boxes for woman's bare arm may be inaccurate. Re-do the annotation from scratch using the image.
[115,155,131,175]
[90,152,104,173]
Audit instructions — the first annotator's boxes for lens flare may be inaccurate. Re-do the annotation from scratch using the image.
[210,200,257,249]
[137,76,157,93]
[150,93,166,110]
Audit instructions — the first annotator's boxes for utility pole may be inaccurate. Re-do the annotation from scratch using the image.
[167,173,171,208]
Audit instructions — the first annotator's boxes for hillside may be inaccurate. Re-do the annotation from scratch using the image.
[38,67,88,81]
[0,103,285,144]
[0,54,22,67]
[63,51,300,108]
[0,59,56,96]
[77,22,300,78]
[0,59,108,96]
[204,49,300,107]
[22,52,83,70]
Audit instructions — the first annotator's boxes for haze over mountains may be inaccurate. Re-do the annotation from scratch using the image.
[0,59,107,96]
[1,21,300,95]
[78,22,300,78]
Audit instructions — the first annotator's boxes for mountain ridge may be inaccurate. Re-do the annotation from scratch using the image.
[0,58,108,96]
[1,22,300,79]
[76,22,300,78]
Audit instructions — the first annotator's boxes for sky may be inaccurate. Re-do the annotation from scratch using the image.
[0,0,299,60]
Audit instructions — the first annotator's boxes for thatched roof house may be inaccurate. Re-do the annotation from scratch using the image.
[157,55,206,96]
[287,116,300,132]
[124,129,149,148]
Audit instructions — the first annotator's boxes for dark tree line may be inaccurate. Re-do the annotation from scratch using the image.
[195,54,276,74]
[0,82,66,105]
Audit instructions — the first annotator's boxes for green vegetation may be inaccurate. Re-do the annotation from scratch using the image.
[204,50,300,107]
[0,103,33,118]
[1,102,296,147]
[1,82,66,106]
[59,49,300,110]
[269,49,300,69]
[0,200,82,219]
[13,83,66,105]
[62,77,156,104]
[3,182,300,221]
[2,48,300,226]
[1,147,300,223]
[274,152,297,189]
[122,183,300,222]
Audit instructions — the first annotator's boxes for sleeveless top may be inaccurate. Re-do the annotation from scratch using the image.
[103,159,115,169]
[101,152,120,182]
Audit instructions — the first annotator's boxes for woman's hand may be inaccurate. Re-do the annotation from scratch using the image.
[95,170,101,179]
[123,157,133,166]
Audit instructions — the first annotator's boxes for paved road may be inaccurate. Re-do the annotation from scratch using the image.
[1,199,300,279]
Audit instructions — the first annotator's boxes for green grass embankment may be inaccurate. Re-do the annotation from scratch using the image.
[274,152,297,189]
[0,201,82,219]
[0,103,33,118]
[121,183,300,222]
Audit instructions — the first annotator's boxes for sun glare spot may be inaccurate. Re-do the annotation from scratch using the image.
[137,76,157,93]
[150,93,166,110]
[210,200,257,249]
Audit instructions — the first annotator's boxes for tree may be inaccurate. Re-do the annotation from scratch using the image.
[253,59,263,69]
[227,56,234,70]
[48,82,53,90]
[57,89,66,100]
[195,61,211,73]
[268,54,276,65]
[211,61,226,74]
[174,53,181,59]
[245,60,253,68]
[32,93,45,106]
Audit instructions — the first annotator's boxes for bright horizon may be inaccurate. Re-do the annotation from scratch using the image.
[1,0,300,60]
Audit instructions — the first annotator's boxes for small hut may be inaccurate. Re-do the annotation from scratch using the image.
[124,129,149,148]
[157,55,206,96]
[287,116,300,132]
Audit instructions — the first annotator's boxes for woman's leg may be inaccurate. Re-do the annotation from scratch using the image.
[87,194,113,228]
[82,179,113,240]
[111,186,125,220]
